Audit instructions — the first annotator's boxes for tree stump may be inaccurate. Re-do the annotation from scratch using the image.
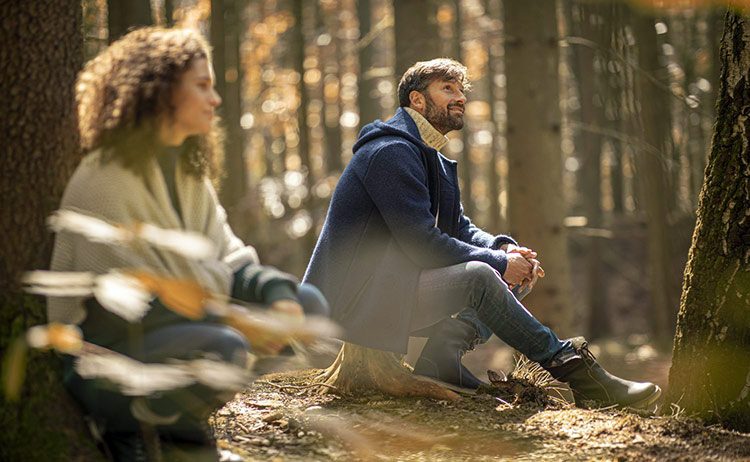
[315,342,459,401]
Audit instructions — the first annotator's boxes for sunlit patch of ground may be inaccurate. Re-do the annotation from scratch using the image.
[212,367,750,461]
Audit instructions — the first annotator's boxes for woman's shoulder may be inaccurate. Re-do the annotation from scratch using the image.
[61,149,143,210]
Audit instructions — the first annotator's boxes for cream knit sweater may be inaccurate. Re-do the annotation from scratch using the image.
[48,150,258,325]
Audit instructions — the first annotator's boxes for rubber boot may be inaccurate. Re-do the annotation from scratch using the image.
[413,317,487,394]
[545,337,662,409]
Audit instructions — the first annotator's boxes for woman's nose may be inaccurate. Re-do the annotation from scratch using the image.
[211,89,222,107]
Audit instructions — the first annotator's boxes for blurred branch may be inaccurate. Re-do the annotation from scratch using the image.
[563,35,714,118]
[570,120,679,170]
[355,14,393,51]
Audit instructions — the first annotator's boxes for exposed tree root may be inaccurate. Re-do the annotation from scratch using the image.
[314,342,460,401]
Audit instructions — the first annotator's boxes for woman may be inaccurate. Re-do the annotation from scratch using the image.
[49,27,327,460]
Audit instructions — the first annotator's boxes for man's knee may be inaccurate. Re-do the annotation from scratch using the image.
[463,261,512,304]
[465,261,506,288]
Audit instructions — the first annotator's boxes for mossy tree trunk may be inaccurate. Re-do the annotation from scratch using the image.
[667,11,750,432]
[0,2,101,460]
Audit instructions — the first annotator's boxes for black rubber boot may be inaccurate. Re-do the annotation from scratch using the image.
[545,337,662,409]
[413,317,487,394]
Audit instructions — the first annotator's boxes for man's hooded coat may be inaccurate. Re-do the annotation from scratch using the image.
[304,108,516,353]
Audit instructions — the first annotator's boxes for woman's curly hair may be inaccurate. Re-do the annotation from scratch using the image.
[77,27,222,178]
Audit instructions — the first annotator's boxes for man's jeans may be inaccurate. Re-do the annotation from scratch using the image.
[410,261,569,365]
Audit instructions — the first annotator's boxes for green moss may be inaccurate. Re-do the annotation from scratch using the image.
[0,294,103,461]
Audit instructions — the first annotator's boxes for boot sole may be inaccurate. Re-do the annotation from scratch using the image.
[576,384,663,411]
[626,384,662,411]
[413,374,479,395]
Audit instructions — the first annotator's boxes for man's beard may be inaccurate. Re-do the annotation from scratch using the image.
[424,95,464,134]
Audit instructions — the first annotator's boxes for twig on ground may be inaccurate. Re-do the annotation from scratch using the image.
[257,380,341,395]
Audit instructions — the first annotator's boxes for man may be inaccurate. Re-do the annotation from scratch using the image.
[304,58,660,408]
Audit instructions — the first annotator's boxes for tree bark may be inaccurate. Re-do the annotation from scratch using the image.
[315,342,459,401]
[211,0,247,209]
[320,0,344,173]
[291,0,311,176]
[454,0,474,219]
[667,11,750,433]
[165,0,175,27]
[356,0,380,133]
[393,0,440,76]
[505,0,574,335]
[632,10,679,347]
[107,0,151,42]
[485,0,504,232]
[569,0,609,338]
[0,1,99,459]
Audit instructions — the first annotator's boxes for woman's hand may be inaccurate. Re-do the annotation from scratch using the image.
[270,300,305,319]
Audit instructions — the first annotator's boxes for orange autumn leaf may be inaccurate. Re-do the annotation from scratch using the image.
[129,271,209,320]
[46,323,83,353]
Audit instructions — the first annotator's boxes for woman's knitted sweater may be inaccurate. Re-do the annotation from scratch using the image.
[48,149,258,325]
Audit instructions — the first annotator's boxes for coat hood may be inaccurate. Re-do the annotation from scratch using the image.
[352,107,433,154]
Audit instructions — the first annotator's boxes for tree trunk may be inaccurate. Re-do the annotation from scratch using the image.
[454,0,474,218]
[393,0,440,76]
[569,0,609,338]
[291,0,311,177]
[165,0,174,27]
[315,342,459,401]
[0,2,99,459]
[320,1,344,173]
[632,10,679,347]
[505,0,574,335]
[606,2,628,215]
[485,0,504,232]
[107,0,151,42]
[211,0,247,209]
[667,11,750,432]
[357,0,380,133]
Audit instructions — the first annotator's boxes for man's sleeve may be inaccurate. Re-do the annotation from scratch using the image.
[457,204,518,249]
[362,143,509,274]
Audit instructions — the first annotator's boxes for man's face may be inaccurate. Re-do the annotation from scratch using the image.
[421,78,466,134]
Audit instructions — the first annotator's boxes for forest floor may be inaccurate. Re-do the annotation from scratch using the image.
[211,343,750,462]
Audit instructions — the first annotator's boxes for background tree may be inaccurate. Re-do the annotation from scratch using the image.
[505,0,574,335]
[393,0,440,75]
[356,0,381,132]
[632,8,680,346]
[211,0,248,210]
[667,9,750,432]
[107,0,152,42]
[567,0,611,338]
[0,1,99,460]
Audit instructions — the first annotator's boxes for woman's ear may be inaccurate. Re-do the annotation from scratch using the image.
[409,90,425,111]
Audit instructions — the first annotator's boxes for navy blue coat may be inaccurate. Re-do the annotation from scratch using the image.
[303,108,516,353]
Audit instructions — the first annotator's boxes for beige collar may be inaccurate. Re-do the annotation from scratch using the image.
[404,107,449,152]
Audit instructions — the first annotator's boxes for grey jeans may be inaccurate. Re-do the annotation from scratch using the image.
[410,261,568,365]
